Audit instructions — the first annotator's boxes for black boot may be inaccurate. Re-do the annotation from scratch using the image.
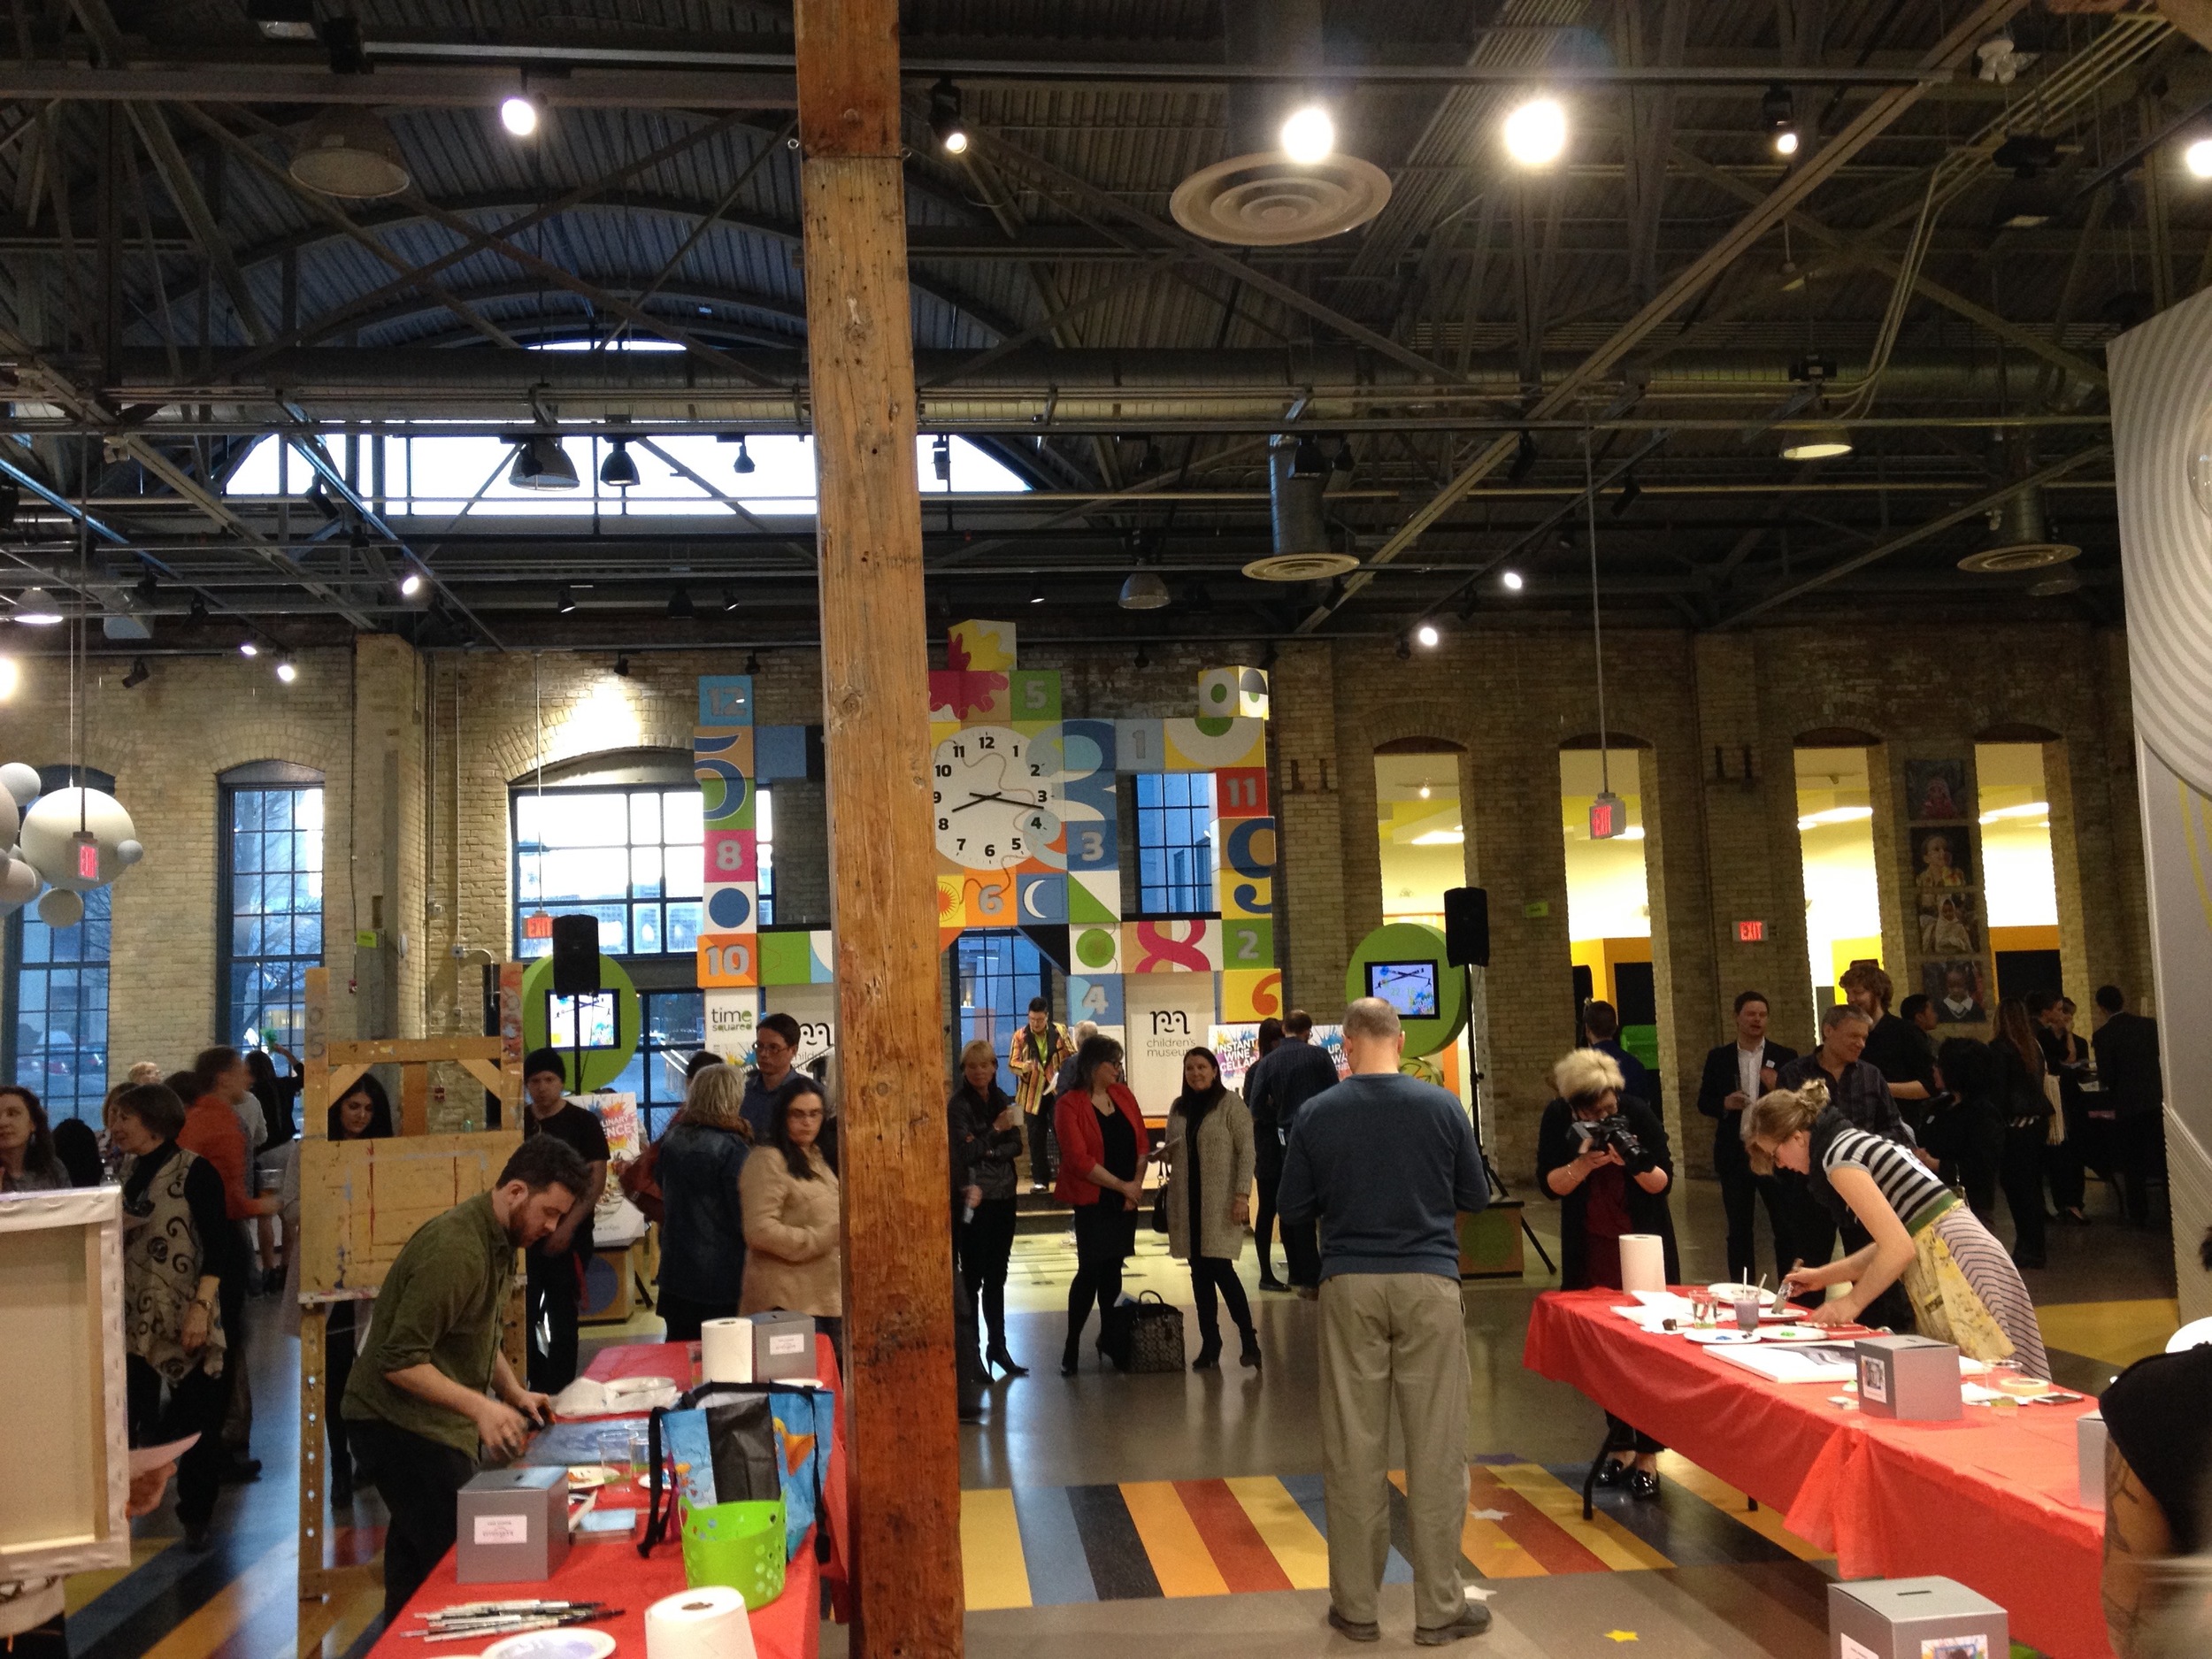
[1240,1329,1263,1369]
[987,1346,1029,1379]
[1061,1336,1081,1377]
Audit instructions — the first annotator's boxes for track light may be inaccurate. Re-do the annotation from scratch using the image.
[1028,580,1046,605]
[722,588,741,613]
[2188,137,2212,180]
[668,587,695,620]
[1133,644,1151,670]
[121,656,150,689]
[1780,423,1853,461]
[556,587,577,614]
[397,565,426,599]
[1611,471,1640,516]
[239,639,259,657]
[1502,569,1525,592]
[929,79,969,155]
[1509,430,1538,482]
[1138,440,1163,476]
[613,652,631,678]
[12,587,61,625]
[0,482,19,526]
[274,657,298,684]
[1394,637,1412,661]
[1503,96,1567,167]
[1333,440,1356,475]
[932,434,952,482]
[188,594,209,623]
[732,436,756,475]
[500,94,541,138]
[509,434,579,490]
[1280,104,1334,165]
[1414,621,1440,649]
[1289,434,1328,478]
[1762,86,1798,157]
[743,650,762,675]
[132,571,160,605]
[599,437,639,488]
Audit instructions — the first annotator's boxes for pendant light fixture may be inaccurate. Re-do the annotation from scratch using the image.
[509,434,579,490]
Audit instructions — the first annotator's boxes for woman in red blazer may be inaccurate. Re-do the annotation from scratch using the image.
[1053,1033,1151,1375]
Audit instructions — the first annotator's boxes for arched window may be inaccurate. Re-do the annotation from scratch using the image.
[5,765,117,1121]
[219,761,327,1056]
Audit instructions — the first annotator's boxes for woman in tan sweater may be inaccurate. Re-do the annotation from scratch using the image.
[740,1087,843,1359]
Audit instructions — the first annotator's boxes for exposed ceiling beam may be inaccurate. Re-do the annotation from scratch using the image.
[1292,0,2032,634]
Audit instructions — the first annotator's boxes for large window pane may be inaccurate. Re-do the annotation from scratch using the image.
[221,784,325,1057]
[1133,772,1215,914]
[12,884,112,1122]
[511,780,749,960]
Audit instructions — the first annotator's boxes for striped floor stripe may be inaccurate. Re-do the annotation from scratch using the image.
[960,1455,1814,1607]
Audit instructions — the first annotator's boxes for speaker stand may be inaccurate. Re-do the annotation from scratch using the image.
[1463,980,1555,1278]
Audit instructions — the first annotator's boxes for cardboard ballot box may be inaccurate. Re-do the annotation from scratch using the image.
[1828,1576,2007,1659]
[752,1310,817,1380]
[1854,1334,1961,1422]
[457,1465,570,1584]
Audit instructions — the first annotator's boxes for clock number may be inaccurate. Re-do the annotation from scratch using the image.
[952,743,966,758]
[956,838,966,853]
[1009,836,1024,855]
[1035,788,1048,803]
[938,817,950,832]
[982,843,995,860]
[1028,763,1043,777]
[978,733,995,749]
[935,764,952,779]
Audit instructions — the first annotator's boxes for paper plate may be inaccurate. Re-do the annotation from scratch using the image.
[603,1375,677,1398]
[482,1630,617,1659]
[1762,1324,1876,1343]
[1706,1282,1765,1302]
[565,1465,626,1489]
[1683,1329,1760,1345]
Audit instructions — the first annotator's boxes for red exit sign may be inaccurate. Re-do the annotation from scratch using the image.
[523,910,554,940]
[1737,919,1767,943]
[77,841,99,880]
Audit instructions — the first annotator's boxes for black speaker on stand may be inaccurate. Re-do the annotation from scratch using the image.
[1439,887,1553,1275]
[551,914,602,995]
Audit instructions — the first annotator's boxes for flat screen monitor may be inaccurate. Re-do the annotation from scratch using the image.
[1365,959,1440,1019]
[548,991,619,1051]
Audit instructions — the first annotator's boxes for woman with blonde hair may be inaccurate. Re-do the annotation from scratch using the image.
[656,1061,753,1342]
[1537,1047,1676,1499]
[1744,1081,2047,1377]
[949,1038,1026,1377]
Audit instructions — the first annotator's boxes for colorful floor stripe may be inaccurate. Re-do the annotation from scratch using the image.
[960,1455,1820,1608]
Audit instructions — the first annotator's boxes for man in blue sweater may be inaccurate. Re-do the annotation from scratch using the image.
[1278,997,1492,1647]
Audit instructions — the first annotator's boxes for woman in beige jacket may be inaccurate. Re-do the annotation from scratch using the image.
[740,1087,843,1359]
[1162,1046,1259,1371]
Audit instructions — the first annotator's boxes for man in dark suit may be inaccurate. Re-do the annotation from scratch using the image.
[1582,999,1655,1109]
[1694,990,1799,1283]
[2093,985,2166,1226]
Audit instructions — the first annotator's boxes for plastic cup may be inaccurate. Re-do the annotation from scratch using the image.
[1732,1297,1762,1334]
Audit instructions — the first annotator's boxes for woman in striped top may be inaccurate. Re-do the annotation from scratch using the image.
[1743,1083,2047,1379]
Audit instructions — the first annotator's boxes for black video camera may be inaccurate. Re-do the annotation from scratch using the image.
[1571,1113,1654,1174]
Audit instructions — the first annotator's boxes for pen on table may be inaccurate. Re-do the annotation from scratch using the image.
[418,1601,607,1616]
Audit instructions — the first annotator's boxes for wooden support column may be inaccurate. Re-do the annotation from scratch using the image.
[792,4,963,1656]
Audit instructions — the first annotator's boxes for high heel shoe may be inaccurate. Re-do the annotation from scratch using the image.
[1240,1331,1262,1369]
[1061,1342,1081,1378]
[1192,1343,1222,1371]
[987,1347,1030,1379]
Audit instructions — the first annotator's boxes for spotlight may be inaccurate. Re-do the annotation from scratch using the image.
[1289,434,1328,478]
[500,94,541,138]
[1028,580,1046,605]
[1503,96,1567,167]
[1394,637,1412,661]
[1138,440,1163,477]
[928,79,969,155]
[1134,644,1152,670]
[1502,569,1525,591]
[599,437,639,488]
[134,571,159,606]
[743,650,762,675]
[1762,85,1798,157]
[122,656,150,689]
[733,435,756,475]
[613,652,632,677]
[509,434,579,489]
[1118,570,1171,610]
[246,0,317,41]
[1418,784,1432,800]
[0,482,18,526]
[932,434,952,482]
[188,594,209,623]
[556,587,577,614]
[275,657,298,683]
[668,587,696,620]
[722,588,741,613]
[1780,423,1853,461]
[1280,104,1334,165]
[1509,430,1538,482]
[397,566,426,598]
[2188,137,2212,180]
[12,587,61,625]
[1414,621,1440,649]
[1611,471,1640,516]
[1333,440,1356,475]
[239,639,259,657]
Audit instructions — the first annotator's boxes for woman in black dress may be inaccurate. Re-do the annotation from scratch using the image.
[950,1039,1027,1378]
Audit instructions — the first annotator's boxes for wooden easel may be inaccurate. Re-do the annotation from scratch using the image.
[296,964,529,1606]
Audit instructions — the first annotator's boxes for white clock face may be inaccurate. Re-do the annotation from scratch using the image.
[933,726,1060,871]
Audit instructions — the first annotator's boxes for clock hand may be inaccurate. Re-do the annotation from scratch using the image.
[951,791,1019,812]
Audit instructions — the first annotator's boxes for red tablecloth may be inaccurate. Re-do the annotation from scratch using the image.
[365,1336,844,1659]
[1525,1289,2111,1659]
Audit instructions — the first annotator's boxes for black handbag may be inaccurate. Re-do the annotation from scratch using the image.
[1151,1182,1170,1235]
[1100,1290,1185,1373]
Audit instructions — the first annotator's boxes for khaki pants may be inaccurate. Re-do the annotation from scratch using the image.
[1317,1272,1470,1630]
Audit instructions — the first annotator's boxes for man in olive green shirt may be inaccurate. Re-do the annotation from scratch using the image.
[344,1135,589,1621]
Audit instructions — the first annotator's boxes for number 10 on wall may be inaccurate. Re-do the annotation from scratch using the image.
[697,933,759,987]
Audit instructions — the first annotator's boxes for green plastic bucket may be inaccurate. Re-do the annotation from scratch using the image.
[680,1498,787,1609]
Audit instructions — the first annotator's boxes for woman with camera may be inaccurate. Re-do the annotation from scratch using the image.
[1538,1048,1678,1500]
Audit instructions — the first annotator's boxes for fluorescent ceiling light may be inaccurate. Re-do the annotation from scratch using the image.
[1796,805,1873,830]
[1409,828,1464,846]
[1979,801,2050,824]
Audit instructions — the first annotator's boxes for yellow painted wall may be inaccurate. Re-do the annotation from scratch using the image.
[1571,935,1653,1008]
[1991,925,2061,953]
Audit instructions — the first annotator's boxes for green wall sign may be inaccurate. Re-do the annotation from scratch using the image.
[519,951,642,1092]
[1342,921,1469,1057]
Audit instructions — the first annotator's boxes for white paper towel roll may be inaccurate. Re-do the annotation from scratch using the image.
[647,1585,757,1659]
[701,1317,755,1384]
[1618,1233,1666,1294]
